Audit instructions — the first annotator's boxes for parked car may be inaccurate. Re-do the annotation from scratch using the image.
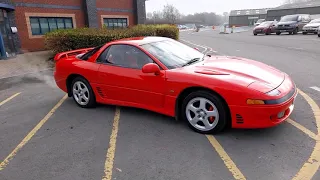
[302,18,320,34]
[177,25,187,30]
[254,19,266,26]
[275,14,311,35]
[318,26,320,37]
[253,21,277,35]
[53,36,297,134]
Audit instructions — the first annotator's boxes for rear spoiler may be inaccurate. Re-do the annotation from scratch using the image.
[54,48,94,61]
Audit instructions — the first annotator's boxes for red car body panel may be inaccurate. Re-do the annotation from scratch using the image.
[54,37,297,129]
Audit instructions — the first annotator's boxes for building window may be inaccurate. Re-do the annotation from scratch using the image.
[29,17,73,35]
[103,18,128,29]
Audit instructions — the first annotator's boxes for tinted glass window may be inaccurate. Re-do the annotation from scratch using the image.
[141,39,204,69]
[30,17,73,35]
[79,45,103,60]
[280,15,298,22]
[30,18,41,35]
[259,21,273,27]
[102,45,153,69]
[103,18,128,29]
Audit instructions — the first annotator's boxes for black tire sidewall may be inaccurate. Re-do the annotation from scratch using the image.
[181,91,228,134]
[71,77,96,108]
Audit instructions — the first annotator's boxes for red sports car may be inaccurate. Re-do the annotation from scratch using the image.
[54,36,297,134]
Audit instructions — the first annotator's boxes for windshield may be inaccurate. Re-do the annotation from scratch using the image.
[141,39,204,69]
[257,19,265,23]
[280,15,298,22]
[310,19,320,23]
[259,21,272,27]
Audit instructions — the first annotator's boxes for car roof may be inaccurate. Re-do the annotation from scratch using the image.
[111,36,171,45]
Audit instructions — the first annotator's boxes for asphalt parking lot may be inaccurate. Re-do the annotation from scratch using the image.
[1,29,320,180]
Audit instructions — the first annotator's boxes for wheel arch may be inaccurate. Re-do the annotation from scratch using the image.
[175,86,231,127]
[66,74,88,97]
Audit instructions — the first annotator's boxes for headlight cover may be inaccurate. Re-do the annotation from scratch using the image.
[266,89,281,96]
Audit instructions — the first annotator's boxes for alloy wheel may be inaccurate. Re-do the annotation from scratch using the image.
[185,97,220,131]
[73,81,90,106]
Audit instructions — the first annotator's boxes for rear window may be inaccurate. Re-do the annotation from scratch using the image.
[79,45,103,60]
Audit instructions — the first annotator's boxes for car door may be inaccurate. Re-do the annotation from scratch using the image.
[96,44,166,108]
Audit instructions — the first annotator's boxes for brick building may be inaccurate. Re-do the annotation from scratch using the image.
[0,0,146,59]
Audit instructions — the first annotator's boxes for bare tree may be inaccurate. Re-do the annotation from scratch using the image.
[162,4,181,24]
[152,11,163,20]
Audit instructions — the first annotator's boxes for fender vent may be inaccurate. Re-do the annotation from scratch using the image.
[96,87,104,98]
[236,114,244,124]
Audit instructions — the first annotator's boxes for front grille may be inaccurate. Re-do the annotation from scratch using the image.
[236,114,244,124]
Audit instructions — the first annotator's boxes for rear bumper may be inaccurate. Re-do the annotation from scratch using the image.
[54,72,68,93]
[231,79,297,129]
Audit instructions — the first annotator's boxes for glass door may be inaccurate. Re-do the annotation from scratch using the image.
[0,9,16,58]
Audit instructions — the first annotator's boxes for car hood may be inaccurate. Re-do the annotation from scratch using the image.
[186,56,285,91]
[304,23,320,27]
[277,21,296,25]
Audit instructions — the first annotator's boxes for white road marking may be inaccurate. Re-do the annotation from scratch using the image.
[310,86,320,92]
[181,39,218,54]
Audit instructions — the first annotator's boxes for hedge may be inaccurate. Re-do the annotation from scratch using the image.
[44,24,179,53]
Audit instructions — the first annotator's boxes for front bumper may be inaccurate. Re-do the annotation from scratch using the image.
[276,27,295,33]
[253,29,266,34]
[302,28,318,33]
[230,79,297,129]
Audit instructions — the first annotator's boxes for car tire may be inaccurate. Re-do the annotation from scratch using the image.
[318,34,320,37]
[276,32,281,35]
[289,32,293,35]
[71,76,96,108]
[254,33,257,36]
[315,32,318,35]
[181,91,228,134]
[303,32,307,35]
[293,28,298,34]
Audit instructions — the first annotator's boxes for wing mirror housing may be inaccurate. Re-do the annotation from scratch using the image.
[142,63,161,75]
[194,47,200,51]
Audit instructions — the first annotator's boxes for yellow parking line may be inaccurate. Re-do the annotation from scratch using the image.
[292,89,320,180]
[102,107,121,180]
[0,92,21,107]
[0,94,68,171]
[287,118,318,141]
[206,135,246,180]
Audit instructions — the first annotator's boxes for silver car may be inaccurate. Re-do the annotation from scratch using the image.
[302,18,320,34]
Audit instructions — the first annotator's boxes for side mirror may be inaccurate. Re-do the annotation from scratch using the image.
[194,47,200,51]
[142,63,160,75]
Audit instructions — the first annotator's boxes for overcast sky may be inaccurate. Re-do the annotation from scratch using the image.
[146,0,284,15]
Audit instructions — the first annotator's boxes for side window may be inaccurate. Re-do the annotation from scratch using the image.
[96,46,110,63]
[102,44,154,69]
